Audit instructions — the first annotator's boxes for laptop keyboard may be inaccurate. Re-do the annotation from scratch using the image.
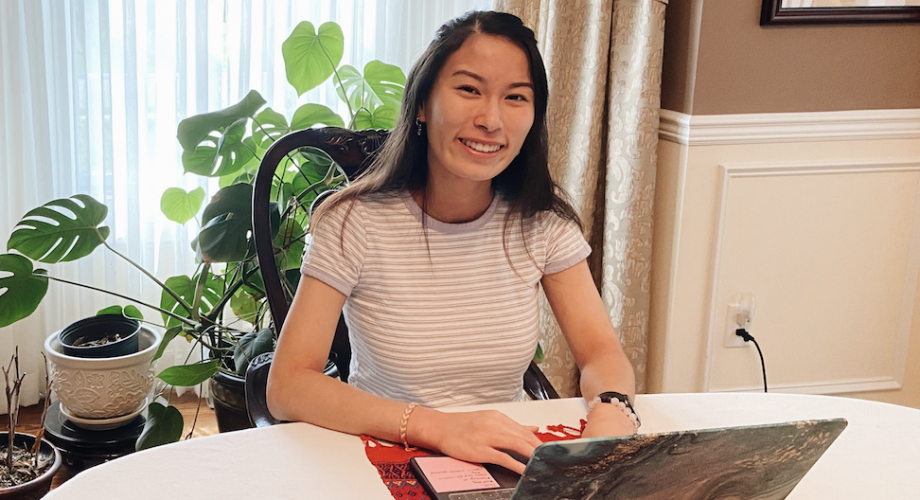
[448,489,514,500]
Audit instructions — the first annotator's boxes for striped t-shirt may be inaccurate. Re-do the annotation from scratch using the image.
[301,191,591,408]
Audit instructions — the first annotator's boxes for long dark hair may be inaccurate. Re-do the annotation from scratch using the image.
[313,10,581,236]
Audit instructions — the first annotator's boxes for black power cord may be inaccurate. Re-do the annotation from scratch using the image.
[736,328,768,393]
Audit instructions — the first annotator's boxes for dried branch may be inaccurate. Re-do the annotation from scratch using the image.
[2,348,26,480]
[30,354,53,467]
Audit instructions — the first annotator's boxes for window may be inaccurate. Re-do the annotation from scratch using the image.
[0,0,491,405]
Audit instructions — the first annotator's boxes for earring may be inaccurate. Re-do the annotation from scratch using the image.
[416,118,424,136]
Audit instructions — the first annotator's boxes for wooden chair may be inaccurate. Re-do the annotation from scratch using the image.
[247,127,559,427]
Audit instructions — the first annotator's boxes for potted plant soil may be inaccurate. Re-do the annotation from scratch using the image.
[0,350,62,500]
[58,314,140,359]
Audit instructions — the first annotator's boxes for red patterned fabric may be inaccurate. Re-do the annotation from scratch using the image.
[362,420,587,500]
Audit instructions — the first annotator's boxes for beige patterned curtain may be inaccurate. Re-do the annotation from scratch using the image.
[495,0,667,395]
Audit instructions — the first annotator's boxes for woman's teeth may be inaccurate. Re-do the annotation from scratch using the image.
[460,139,501,153]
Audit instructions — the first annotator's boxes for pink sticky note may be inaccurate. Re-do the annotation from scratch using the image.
[415,456,501,493]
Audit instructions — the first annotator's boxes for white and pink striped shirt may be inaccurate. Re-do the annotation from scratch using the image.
[301,191,590,408]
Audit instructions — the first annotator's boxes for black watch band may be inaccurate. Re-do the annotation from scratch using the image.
[597,391,640,425]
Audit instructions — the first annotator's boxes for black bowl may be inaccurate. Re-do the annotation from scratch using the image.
[0,432,61,499]
[59,315,141,358]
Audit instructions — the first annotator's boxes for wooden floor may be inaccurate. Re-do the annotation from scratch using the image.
[10,391,218,489]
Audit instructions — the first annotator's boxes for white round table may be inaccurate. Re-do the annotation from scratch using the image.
[45,393,920,499]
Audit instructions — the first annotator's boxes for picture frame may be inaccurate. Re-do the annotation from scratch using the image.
[760,0,920,25]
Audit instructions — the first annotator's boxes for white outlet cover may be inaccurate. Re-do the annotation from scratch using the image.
[724,304,748,348]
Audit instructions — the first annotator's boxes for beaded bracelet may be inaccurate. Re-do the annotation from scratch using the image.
[587,392,640,434]
[399,402,419,451]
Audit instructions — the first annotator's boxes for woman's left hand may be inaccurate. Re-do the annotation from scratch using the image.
[581,402,637,438]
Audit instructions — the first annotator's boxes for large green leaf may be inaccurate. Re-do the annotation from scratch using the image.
[232,328,274,375]
[273,217,306,271]
[159,274,222,327]
[353,103,399,130]
[0,254,48,328]
[230,289,259,324]
[96,305,144,320]
[218,156,261,189]
[282,21,344,96]
[136,402,184,451]
[160,187,205,224]
[290,104,345,131]
[285,269,302,296]
[182,119,257,178]
[291,156,329,192]
[156,359,221,386]
[7,195,110,263]
[192,183,254,263]
[251,107,290,150]
[272,180,296,208]
[299,147,336,177]
[336,61,406,113]
[288,147,343,210]
[152,326,184,363]
[176,90,266,152]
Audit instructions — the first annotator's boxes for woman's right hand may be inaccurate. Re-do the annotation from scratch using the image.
[410,407,543,474]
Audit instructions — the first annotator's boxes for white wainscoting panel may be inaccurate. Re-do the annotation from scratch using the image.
[704,160,920,394]
[659,109,920,146]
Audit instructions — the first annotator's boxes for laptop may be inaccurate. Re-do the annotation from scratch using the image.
[410,418,847,500]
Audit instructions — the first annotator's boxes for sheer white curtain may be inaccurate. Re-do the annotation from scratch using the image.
[0,0,490,409]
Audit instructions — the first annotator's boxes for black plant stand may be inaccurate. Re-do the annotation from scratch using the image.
[43,402,145,470]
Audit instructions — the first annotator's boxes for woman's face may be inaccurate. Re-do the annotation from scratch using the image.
[419,34,535,191]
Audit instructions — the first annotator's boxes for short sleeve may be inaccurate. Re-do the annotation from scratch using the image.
[300,200,367,296]
[542,212,591,275]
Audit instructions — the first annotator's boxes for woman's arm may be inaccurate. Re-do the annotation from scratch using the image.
[266,276,543,473]
[541,259,638,437]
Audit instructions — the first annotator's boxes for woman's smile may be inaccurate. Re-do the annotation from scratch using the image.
[459,138,504,154]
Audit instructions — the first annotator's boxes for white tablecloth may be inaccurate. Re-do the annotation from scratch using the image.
[45,393,920,499]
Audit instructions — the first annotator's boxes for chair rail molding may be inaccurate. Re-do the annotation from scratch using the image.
[659,109,920,146]
[703,159,920,395]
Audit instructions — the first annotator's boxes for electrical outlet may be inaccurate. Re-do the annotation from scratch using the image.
[724,304,747,348]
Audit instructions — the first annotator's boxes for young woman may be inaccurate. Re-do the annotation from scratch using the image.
[267,11,636,475]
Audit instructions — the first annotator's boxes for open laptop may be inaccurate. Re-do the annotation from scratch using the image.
[410,418,847,500]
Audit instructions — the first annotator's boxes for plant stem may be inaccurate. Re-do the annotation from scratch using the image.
[318,41,355,121]
[203,262,260,324]
[347,105,371,130]
[240,137,261,159]
[289,169,347,214]
[251,118,293,191]
[45,276,197,327]
[99,233,194,314]
[191,263,211,323]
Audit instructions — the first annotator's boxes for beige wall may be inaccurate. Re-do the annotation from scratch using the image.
[661,0,920,114]
[652,0,920,409]
[650,137,920,409]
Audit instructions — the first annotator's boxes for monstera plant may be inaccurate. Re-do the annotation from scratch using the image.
[0,20,405,448]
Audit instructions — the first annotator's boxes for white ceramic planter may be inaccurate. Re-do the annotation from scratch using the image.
[44,326,162,419]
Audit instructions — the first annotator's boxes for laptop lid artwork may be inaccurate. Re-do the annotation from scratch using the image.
[411,418,847,500]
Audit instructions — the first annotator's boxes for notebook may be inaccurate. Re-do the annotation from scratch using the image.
[410,418,847,500]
